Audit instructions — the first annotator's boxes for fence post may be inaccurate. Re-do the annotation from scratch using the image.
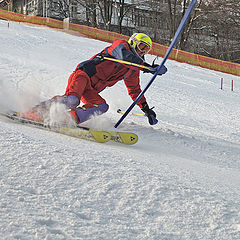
[220,77,223,90]
[231,80,233,91]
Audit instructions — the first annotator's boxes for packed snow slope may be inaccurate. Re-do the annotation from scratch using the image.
[0,20,240,240]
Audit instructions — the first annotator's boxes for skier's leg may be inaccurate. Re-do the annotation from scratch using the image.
[74,103,109,124]
[73,89,109,124]
[21,70,88,121]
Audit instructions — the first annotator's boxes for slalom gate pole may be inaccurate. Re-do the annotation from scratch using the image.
[114,0,198,128]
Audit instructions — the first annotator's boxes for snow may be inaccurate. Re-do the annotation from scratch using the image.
[0,20,240,240]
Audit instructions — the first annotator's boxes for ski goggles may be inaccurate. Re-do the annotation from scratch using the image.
[137,42,151,54]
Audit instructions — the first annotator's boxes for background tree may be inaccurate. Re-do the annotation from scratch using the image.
[76,0,98,27]
[97,0,114,30]
[191,0,240,62]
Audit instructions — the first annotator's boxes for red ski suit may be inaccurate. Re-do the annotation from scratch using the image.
[64,39,147,109]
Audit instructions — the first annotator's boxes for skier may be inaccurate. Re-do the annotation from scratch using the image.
[22,33,167,125]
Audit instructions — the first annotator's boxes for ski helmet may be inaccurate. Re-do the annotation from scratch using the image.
[128,33,152,54]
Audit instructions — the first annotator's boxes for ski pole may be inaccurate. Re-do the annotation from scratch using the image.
[98,56,150,70]
[114,0,198,128]
[117,109,145,117]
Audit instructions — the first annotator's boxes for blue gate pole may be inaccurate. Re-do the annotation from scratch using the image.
[114,0,198,128]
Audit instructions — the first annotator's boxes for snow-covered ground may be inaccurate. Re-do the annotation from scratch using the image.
[0,20,240,240]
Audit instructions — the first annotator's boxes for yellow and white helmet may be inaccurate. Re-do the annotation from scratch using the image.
[128,33,152,54]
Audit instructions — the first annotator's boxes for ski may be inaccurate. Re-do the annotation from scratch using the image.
[0,112,111,143]
[109,131,138,145]
[0,111,138,145]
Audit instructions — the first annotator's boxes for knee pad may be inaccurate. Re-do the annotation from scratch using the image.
[60,95,80,108]
[75,103,109,123]
[96,103,109,113]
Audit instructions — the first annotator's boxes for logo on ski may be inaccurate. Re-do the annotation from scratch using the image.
[103,135,109,139]
[130,136,136,141]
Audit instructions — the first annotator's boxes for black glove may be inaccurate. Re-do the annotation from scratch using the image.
[141,102,158,125]
[143,63,167,75]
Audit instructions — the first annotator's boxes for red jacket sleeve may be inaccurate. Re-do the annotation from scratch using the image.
[124,69,146,108]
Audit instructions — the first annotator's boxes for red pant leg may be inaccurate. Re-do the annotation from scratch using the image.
[81,88,106,107]
[64,70,89,99]
[65,69,106,107]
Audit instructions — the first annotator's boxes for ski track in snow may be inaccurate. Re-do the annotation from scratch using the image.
[0,20,240,240]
